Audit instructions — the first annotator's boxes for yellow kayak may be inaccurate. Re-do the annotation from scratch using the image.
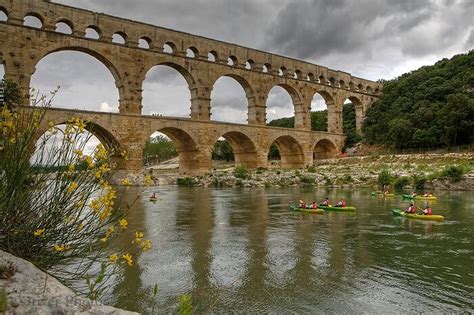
[402,194,437,200]
[392,208,444,221]
[289,203,324,214]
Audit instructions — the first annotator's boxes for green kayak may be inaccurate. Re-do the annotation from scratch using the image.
[318,204,356,212]
[288,203,324,214]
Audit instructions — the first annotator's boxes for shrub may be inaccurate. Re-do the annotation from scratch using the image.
[307,165,316,173]
[412,174,427,190]
[440,165,466,182]
[300,176,314,184]
[377,169,392,188]
[177,177,196,186]
[0,93,151,298]
[234,165,249,179]
[394,176,410,191]
[342,175,353,183]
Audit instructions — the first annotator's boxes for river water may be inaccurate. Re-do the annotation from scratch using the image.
[107,187,473,313]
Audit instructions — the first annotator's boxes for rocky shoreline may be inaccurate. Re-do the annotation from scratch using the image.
[141,153,474,191]
[0,250,136,314]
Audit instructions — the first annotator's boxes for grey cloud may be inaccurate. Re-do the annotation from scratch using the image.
[466,29,474,50]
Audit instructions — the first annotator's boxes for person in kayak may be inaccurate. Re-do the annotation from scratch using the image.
[298,200,307,208]
[320,198,329,206]
[405,203,416,214]
[335,198,346,207]
[422,206,433,215]
[411,191,417,197]
[150,192,156,199]
[310,201,318,209]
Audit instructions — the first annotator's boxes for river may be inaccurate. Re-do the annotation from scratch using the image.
[106,187,474,313]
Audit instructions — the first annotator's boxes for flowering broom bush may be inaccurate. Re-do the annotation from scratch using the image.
[0,90,151,299]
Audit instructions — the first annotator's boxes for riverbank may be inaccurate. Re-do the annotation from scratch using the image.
[144,153,474,191]
[0,250,136,314]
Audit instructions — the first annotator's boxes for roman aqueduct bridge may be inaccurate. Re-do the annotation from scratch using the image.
[0,0,382,175]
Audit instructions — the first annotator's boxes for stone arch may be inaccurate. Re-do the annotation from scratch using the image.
[0,6,9,21]
[29,46,123,112]
[278,66,287,76]
[313,139,338,160]
[138,36,152,49]
[213,131,258,169]
[262,63,271,73]
[294,69,302,79]
[268,135,305,168]
[318,75,326,84]
[23,12,44,28]
[149,127,200,175]
[208,50,218,62]
[112,31,127,44]
[85,25,101,39]
[266,83,304,127]
[366,86,373,94]
[227,55,238,66]
[55,19,74,34]
[346,95,363,134]
[307,73,315,81]
[141,62,195,116]
[35,118,122,155]
[210,74,254,124]
[245,59,255,70]
[186,46,199,58]
[163,41,177,54]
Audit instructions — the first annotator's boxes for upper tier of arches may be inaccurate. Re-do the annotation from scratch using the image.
[0,0,381,95]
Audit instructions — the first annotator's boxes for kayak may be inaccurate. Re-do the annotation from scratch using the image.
[392,208,444,221]
[318,204,356,212]
[149,197,157,202]
[371,192,394,197]
[402,194,437,200]
[288,203,324,214]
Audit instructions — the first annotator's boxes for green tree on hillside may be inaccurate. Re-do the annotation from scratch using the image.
[363,50,474,149]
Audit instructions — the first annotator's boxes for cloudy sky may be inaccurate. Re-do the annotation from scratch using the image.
[3,0,472,125]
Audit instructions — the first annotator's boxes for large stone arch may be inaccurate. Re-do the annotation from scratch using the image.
[28,45,124,111]
[266,83,305,129]
[346,95,364,134]
[210,73,255,124]
[313,139,338,161]
[268,134,305,168]
[212,130,258,169]
[141,61,196,116]
[147,126,202,175]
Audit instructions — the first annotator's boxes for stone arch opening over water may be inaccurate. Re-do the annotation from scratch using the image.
[142,64,193,117]
[147,127,200,175]
[268,135,305,169]
[30,50,120,113]
[211,131,258,170]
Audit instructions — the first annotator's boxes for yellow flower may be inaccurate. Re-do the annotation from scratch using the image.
[73,118,87,133]
[122,253,133,267]
[54,244,65,252]
[75,200,84,208]
[121,178,131,186]
[94,144,108,161]
[89,199,100,212]
[34,228,45,237]
[108,253,118,264]
[84,156,95,169]
[135,231,144,243]
[105,226,115,238]
[100,237,108,242]
[67,182,78,194]
[140,239,152,252]
[119,218,128,229]
[74,149,83,158]
[68,164,76,172]
[76,223,84,231]
[145,175,153,187]
[9,138,16,144]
